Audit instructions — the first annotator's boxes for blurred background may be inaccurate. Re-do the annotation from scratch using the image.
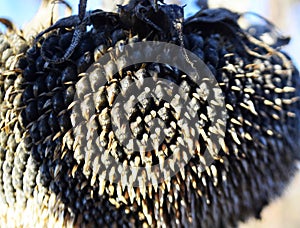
[0,0,299,227]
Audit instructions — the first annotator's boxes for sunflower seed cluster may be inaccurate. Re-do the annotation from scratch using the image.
[0,0,300,227]
[0,28,30,205]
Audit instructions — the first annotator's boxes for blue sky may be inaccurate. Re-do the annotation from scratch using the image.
[0,0,39,28]
[0,0,106,30]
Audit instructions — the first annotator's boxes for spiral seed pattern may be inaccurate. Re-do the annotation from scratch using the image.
[0,1,300,227]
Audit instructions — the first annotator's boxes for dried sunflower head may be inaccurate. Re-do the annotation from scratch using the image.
[0,0,299,227]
